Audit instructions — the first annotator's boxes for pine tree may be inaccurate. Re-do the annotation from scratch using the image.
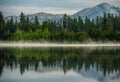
[84,17,91,32]
[63,14,68,32]
[77,16,84,32]
[20,12,27,31]
[0,12,5,36]
[35,16,39,27]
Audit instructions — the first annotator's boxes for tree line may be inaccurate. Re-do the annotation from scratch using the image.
[0,11,120,42]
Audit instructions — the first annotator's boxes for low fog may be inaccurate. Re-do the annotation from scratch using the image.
[0,41,120,48]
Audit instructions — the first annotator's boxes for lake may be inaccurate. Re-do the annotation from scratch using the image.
[0,46,120,82]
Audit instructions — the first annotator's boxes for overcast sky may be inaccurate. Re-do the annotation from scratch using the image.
[0,0,120,16]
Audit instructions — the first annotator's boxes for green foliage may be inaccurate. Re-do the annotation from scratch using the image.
[0,12,120,42]
[0,12,5,39]
[12,29,24,41]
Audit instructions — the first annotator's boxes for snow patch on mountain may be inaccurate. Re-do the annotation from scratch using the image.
[27,12,63,23]
[5,16,20,22]
[72,2,120,20]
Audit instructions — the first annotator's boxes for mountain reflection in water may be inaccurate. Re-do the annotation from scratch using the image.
[0,47,120,82]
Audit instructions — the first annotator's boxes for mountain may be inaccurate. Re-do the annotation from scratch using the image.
[27,12,63,23]
[5,16,20,22]
[4,12,63,23]
[4,2,120,22]
[72,2,120,20]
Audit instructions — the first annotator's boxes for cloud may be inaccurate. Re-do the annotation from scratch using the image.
[1,0,119,9]
[64,0,120,8]
[0,0,120,16]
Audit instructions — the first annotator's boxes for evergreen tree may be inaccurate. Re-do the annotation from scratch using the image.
[20,12,27,31]
[63,14,68,32]
[77,16,84,32]
[34,16,40,29]
[0,12,5,38]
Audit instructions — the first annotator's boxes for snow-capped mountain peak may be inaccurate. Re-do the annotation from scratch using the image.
[96,2,112,9]
[72,2,120,20]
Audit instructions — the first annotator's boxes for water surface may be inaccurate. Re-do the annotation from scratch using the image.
[0,47,120,82]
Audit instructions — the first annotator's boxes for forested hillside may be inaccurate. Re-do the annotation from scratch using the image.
[0,12,120,42]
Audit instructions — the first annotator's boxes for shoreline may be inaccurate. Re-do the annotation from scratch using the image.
[0,42,120,47]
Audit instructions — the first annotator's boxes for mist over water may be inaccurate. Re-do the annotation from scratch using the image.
[0,42,120,47]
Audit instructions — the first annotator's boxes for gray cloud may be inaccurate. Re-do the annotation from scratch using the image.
[0,0,120,16]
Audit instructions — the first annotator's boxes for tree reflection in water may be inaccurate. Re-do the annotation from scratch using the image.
[0,47,120,76]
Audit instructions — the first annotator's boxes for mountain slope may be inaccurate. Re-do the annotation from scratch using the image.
[5,12,63,23]
[72,2,120,20]
[5,16,20,22]
[27,12,63,23]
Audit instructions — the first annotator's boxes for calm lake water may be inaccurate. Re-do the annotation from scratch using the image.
[0,47,120,82]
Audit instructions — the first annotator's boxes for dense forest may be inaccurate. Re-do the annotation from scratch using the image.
[0,11,120,42]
